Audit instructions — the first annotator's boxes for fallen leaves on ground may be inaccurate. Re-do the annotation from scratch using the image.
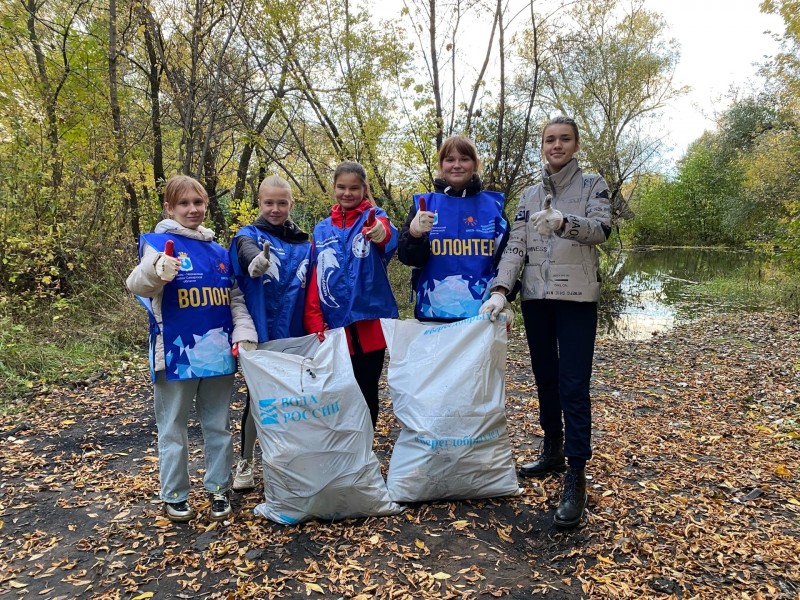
[0,311,798,598]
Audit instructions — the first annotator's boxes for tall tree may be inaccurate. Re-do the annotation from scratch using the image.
[399,0,494,153]
[535,0,686,221]
[135,2,167,202]
[229,0,295,203]
[760,0,800,104]
[109,0,141,240]
[20,0,90,194]
[263,0,411,206]
[481,0,546,196]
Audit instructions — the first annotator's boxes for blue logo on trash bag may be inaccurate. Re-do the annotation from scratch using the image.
[258,398,279,425]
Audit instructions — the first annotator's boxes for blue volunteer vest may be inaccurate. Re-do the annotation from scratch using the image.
[412,190,507,320]
[312,208,399,328]
[137,233,237,381]
[231,225,311,343]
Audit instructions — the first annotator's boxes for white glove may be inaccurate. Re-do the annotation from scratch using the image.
[364,221,387,243]
[154,253,181,282]
[409,210,435,237]
[479,292,508,321]
[248,243,271,278]
[499,306,516,332]
[238,341,257,352]
[531,197,564,236]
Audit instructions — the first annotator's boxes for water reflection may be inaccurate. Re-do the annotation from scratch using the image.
[598,247,763,340]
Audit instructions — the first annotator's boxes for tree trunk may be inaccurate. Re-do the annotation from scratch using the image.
[138,4,166,203]
[25,0,63,193]
[109,0,140,241]
[490,0,505,190]
[428,0,443,150]
[203,150,226,236]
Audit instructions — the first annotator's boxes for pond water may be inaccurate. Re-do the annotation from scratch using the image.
[598,247,763,340]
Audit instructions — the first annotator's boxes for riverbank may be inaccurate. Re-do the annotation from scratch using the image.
[1,310,798,598]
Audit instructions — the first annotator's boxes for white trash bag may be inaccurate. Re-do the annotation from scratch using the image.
[238,328,401,524]
[381,314,521,502]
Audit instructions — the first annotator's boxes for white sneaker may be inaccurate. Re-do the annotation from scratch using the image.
[232,458,255,491]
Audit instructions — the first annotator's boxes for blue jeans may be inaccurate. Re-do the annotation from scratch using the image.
[153,372,234,502]
[521,299,597,469]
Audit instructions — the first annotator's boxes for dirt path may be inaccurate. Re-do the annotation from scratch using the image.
[1,311,799,599]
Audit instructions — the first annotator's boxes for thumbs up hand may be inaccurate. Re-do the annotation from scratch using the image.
[362,209,388,243]
[155,240,180,282]
[409,197,434,238]
[531,195,564,236]
[248,242,272,278]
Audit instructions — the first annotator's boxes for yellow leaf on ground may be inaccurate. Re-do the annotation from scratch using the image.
[432,572,451,580]
[776,464,792,478]
[131,593,154,600]
[596,554,614,564]
[415,539,426,550]
[305,582,324,593]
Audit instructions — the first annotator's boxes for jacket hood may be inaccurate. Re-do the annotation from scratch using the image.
[252,216,309,243]
[433,174,483,197]
[155,218,215,241]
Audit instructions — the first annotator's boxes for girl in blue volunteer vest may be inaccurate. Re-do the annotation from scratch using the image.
[304,161,399,429]
[229,175,311,491]
[126,175,257,523]
[398,135,511,322]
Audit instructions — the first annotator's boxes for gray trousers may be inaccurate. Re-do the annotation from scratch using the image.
[153,371,234,502]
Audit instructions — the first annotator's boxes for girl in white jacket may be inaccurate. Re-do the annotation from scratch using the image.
[126,175,256,522]
[481,116,612,529]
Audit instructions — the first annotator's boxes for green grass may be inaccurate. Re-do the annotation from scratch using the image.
[388,259,415,319]
[0,294,147,410]
[689,269,800,313]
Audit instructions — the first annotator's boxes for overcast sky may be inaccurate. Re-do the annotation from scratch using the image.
[373,0,786,163]
[648,0,784,158]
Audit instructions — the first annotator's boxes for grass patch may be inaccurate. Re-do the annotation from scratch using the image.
[687,266,800,313]
[388,259,415,319]
[0,293,147,410]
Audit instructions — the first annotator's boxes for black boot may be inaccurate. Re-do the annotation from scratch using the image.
[518,436,566,478]
[554,468,587,528]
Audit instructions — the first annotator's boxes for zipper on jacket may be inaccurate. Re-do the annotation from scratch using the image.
[341,210,349,283]
[543,192,553,297]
